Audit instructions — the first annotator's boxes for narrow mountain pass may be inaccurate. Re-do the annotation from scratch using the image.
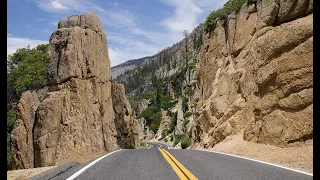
[46,142,313,180]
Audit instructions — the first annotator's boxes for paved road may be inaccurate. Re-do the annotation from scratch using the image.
[45,142,312,180]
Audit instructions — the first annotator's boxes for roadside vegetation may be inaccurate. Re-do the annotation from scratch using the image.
[140,142,150,148]
[173,134,191,149]
[6,44,50,170]
[126,145,135,149]
[137,75,175,133]
[204,0,258,33]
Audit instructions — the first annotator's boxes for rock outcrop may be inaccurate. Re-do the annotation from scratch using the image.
[112,83,140,148]
[11,12,139,169]
[175,98,185,135]
[193,1,312,148]
[136,99,155,140]
[11,91,40,169]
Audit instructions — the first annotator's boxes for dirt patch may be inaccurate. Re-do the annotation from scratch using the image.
[195,133,313,174]
[58,150,110,164]
[7,151,110,180]
[7,166,56,180]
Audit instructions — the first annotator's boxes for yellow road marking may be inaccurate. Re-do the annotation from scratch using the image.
[158,148,198,180]
[159,148,188,180]
[162,148,198,180]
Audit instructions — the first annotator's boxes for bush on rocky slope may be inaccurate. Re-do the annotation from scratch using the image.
[204,0,257,33]
[174,134,191,149]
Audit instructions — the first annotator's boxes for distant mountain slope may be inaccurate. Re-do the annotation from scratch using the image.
[111,57,149,80]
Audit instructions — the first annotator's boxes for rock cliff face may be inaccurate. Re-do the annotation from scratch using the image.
[112,83,140,148]
[10,12,139,169]
[193,1,313,148]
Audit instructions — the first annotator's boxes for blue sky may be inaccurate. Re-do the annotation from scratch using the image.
[8,0,227,66]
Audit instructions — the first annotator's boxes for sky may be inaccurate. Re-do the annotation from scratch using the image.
[8,0,228,67]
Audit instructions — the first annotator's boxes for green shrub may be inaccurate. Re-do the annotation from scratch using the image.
[126,144,135,149]
[172,99,179,105]
[149,112,162,133]
[173,134,191,148]
[184,86,194,96]
[204,0,255,34]
[189,61,197,69]
[161,95,174,110]
[204,11,218,34]
[173,134,183,147]
[181,135,191,149]
[247,0,258,5]
[170,134,173,141]
[164,138,168,142]
[168,112,178,133]
[183,111,192,118]
[7,109,16,132]
[140,142,147,147]
[138,106,156,120]
[191,81,197,87]
[169,67,187,86]
[7,109,17,170]
[182,97,189,113]
[183,120,190,130]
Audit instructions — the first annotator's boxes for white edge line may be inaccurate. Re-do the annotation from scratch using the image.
[195,149,313,176]
[148,144,153,149]
[66,149,124,180]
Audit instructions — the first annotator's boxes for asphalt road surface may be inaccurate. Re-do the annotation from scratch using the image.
[47,142,312,180]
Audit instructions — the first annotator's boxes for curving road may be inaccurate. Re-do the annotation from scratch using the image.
[34,142,313,180]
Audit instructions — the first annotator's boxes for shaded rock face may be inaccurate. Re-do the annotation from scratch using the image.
[11,91,40,169]
[175,98,185,135]
[193,1,312,149]
[11,12,139,169]
[136,99,155,140]
[112,83,140,148]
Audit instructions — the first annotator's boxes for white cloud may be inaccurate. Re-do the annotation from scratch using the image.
[36,18,59,26]
[194,0,229,11]
[7,34,48,57]
[107,33,161,66]
[51,1,68,10]
[35,0,135,28]
[110,2,119,7]
[160,0,203,34]
[41,29,52,34]
[31,0,228,67]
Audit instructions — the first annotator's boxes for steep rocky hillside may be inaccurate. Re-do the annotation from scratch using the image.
[118,0,313,152]
[111,57,148,80]
[193,0,313,149]
[10,12,139,170]
[112,25,203,95]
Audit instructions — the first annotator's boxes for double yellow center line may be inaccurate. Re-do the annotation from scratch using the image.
[158,147,198,180]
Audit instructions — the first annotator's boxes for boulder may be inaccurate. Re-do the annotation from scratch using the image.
[256,0,279,30]
[276,0,310,24]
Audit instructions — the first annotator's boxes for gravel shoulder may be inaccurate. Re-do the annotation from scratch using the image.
[7,151,109,180]
[192,133,313,174]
